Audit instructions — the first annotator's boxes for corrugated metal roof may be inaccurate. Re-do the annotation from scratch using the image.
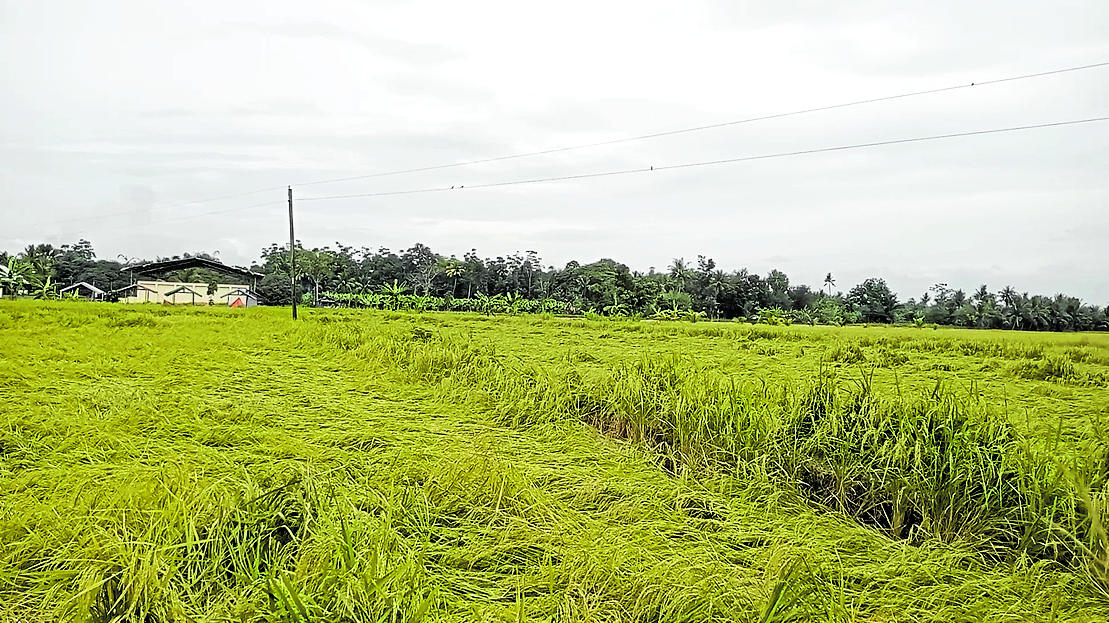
[59,281,106,295]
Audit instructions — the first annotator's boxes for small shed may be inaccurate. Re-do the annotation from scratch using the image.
[221,288,261,308]
[113,283,159,303]
[163,285,206,305]
[59,282,106,301]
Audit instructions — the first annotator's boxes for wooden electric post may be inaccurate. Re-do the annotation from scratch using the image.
[288,186,297,320]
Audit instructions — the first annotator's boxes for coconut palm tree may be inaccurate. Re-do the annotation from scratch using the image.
[823,272,836,297]
[440,259,466,297]
[21,244,60,282]
[668,258,691,293]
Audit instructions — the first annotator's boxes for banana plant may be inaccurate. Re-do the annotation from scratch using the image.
[378,279,408,310]
[504,291,524,314]
[31,274,59,300]
[1,259,32,298]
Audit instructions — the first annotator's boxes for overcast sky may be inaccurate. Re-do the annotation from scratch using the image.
[2,0,1107,301]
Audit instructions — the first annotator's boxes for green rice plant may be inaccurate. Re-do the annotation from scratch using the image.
[106,314,158,328]
[754,343,778,357]
[825,341,866,364]
[875,346,909,368]
[1009,354,1107,386]
[1066,346,1109,367]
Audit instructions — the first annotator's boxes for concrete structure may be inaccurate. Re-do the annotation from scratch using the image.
[122,280,250,305]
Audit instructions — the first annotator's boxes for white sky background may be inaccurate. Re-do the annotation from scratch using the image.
[1,0,1107,302]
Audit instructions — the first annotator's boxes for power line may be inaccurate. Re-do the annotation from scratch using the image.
[292,60,1109,188]
[20,58,1109,231]
[298,116,1109,202]
[21,112,1104,238]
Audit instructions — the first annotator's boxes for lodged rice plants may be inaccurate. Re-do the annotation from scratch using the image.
[2,301,1109,621]
[309,312,1109,583]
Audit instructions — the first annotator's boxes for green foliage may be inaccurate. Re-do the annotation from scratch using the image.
[30,275,59,300]
[812,296,848,326]
[1,259,33,298]
[759,307,791,326]
[848,278,899,323]
[323,291,572,316]
[378,279,408,310]
[649,308,705,322]
[792,308,816,326]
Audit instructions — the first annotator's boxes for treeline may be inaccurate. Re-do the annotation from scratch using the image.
[3,239,1108,332]
[248,242,1109,331]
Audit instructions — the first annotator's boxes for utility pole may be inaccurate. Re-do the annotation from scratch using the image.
[288,186,297,320]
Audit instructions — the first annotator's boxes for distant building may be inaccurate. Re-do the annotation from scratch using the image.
[59,281,106,301]
[121,280,255,305]
[112,282,159,302]
[221,288,261,308]
[119,257,264,306]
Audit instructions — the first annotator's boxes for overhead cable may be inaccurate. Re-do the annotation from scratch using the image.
[25,59,1109,230]
[299,116,1109,201]
[291,60,1109,187]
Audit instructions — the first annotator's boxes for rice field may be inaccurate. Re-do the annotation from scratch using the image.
[1,301,1108,622]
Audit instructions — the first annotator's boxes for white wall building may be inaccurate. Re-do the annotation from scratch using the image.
[122,280,251,306]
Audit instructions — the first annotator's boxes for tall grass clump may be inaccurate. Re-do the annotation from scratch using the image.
[322,320,1109,587]
[784,377,1028,549]
[1010,354,1107,386]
